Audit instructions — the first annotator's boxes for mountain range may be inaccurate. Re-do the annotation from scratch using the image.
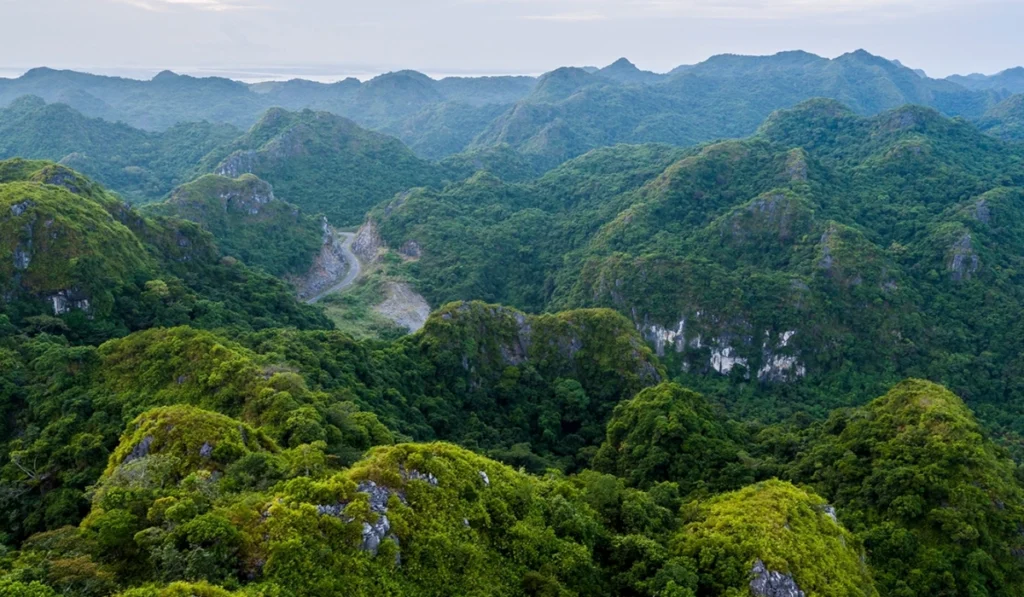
[3,50,1021,167]
[6,48,1024,597]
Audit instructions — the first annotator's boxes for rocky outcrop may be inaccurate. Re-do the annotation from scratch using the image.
[711,345,748,376]
[293,219,351,300]
[216,150,258,179]
[356,480,399,556]
[785,149,809,182]
[819,224,837,271]
[750,560,806,597]
[13,244,31,270]
[352,219,384,263]
[374,281,431,333]
[218,177,275,216]
[757,331,806,383]
[49,289,91,316]
[948,233,979,282]
[399,240,422,259]
[123,435,154,465]
[10,200,33,216]
[316,468,442,563]
[641,315,804,382]
[973,199,991,225]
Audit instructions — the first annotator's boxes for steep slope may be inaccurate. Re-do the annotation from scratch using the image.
[474,50,1004,164]
[949,67,1024,94]
[678,480,878,597]
[0,162,152,312]
[205,108,444,225]
[978,94,1024,141]
[597,58,667,85]
[0,159,329,341]
[786,380,1024,595]
[373,101,1024,434]
[0,96,239,202]
[144,174,322,277]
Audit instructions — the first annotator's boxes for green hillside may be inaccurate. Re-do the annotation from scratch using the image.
[371,100,1024,440]
[0,159,328,342]
[978,94,1024,141]
[0,96,238,202]
[144,174,323,277]
[7,52,1024,597]
[472,50,1005,164]
[203,108,445,225]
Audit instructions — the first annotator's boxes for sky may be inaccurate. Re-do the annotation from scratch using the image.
[1,0,1023,80]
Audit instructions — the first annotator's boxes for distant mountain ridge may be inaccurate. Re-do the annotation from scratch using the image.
[3,50,1017,164]
[948,67,1024,94]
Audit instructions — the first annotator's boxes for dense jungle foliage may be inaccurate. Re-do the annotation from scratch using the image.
[143,174,323,278]
[4,51,1024,595]
[371,100,1024,452]
[4,157,1024,597]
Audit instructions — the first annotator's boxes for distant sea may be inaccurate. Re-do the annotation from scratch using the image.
[0,66,539,83]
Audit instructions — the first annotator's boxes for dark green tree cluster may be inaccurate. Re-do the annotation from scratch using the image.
[144,174,323,277]
[0,159,329,343]
[371,99,1024,446]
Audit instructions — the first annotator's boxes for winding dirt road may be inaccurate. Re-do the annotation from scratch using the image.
[305,231,361,304]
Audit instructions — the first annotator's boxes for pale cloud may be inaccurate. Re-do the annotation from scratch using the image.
[113,0,257,11]
[523,12,609,22]
[487,0,980,21]
[636,0,964,18]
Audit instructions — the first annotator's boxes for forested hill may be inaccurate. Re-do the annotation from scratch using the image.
[0,100,451,225]
[1,50,1014,164]
[7,50,1024,597]
[4,160,1024,596]
[0,96,239,202]
[370,99,1024,439]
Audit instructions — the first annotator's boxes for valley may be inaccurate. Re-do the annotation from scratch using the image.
[303,230,360,305]
[3,45,1024,597]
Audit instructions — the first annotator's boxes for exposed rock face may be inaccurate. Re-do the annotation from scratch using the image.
[786,149,809,182]
[750,560,806,597]
[352,219,384,263]
[374,281,431,333]
[711,345,748,376]
[974,200,992,225]
[819,224,837,271]
[293,219,351,300]
[49,289,91,316]
[730,193,801,242]
[645,318,687,357]
[399,240,422,259]
[124,435,154,464]
[757,331,806,383]
[217,177,275,216]
[356,480,397,556]
[400,466,439,486]
[10,200,33,216]
[13,244,31,270]
[642,315,804,382]
[499,311,533,366]
[317,469,442,562]
[216,151,258,178]
[949,233,980,282]
[820,505,838,523]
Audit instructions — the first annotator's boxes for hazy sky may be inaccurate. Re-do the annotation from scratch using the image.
[1,0,1022,79]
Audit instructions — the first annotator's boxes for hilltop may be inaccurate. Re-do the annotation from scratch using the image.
[370,100,1024,434]
[2,50,1015,165]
